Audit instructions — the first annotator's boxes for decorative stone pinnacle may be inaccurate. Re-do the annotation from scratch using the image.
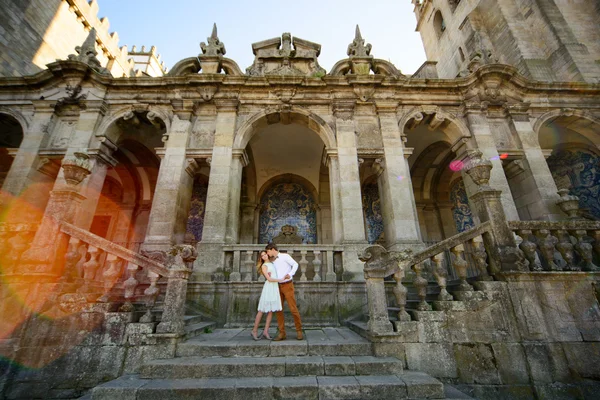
[347,25,372,58]
[67,28,111,75]
[200,23,226,56]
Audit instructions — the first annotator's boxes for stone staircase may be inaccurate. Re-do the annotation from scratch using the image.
[89,327,472,399]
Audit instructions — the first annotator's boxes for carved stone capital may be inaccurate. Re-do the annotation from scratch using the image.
[373,158,385,176]
[232,149,249,167]
[61,152,92,185]
[36,157,61,178]
[185,158,201,177]
[332,102,355,121]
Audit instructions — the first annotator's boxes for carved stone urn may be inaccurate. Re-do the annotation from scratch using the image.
[556,188,580,219]
[465,151,492,187]
[61,152,92,185]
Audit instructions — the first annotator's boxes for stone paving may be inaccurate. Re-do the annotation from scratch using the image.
[89,327,466,399]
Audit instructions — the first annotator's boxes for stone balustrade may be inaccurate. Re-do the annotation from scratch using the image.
[60,222,197,335]
[508,220,600,272]
[222,244,343,282]
[0,223,39,275]
[359,221,494,335]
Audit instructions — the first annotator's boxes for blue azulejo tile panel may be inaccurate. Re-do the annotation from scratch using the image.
[259,182,317,244]
[548,149,600,220]
[450,178,475,233]
[186,180,208,242]
[362,183,383,244]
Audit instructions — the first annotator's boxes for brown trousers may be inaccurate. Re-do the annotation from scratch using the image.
[276,281,302,334]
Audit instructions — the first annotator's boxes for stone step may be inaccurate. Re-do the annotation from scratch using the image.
[183,314,205,326]
[92,371,445,400]
[139,355,403,379]
[184,321,216,339]
[177,328,372,358]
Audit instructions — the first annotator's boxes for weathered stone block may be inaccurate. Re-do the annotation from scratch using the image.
[419,321,451,343]
[405,343,457,378]
[285,356,324,376]
[454,343,501,385]
[534,383,583,400]
[562,342,600,380]
[491,343,529,384]
[123,344,176,374]
[317,376,360,399]
[399,370,444,399]
[523,342,573,384]
[323,356,355,376]
[353,356,403,375]
[272,376,318,399]
[270,341,308,357]
[356,375,407,399]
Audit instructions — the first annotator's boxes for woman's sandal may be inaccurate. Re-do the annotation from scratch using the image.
[251,331,260,341]
[261,331,272,340]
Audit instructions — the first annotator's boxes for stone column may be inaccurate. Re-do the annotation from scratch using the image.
[196,99,238,280]
[462,106,519,220]
[375,103,422,249]
[1,102,55,215]
[464,152,528,273]
[225,150,248,243]
[142,115,194,252]
[506,105,562,220]
[332,102,368,281]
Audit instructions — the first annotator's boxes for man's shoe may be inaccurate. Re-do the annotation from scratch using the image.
[296,330,304,340]
[273,333,286,341]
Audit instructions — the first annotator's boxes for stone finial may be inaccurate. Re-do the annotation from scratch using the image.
[67,28,111,75]
[200,23,226,56]
[347,25,372,58]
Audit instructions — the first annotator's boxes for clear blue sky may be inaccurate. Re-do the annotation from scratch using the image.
[97,0,427,75]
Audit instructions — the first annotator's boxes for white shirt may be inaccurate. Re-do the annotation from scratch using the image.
[272,252,299,283]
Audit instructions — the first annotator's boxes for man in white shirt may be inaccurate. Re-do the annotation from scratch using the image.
[265,242,303,340]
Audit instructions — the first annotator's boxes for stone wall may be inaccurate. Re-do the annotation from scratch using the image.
[0,0,133,77]
[375,275,600,399]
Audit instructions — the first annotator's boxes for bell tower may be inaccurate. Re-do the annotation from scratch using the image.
[411,0,600,83]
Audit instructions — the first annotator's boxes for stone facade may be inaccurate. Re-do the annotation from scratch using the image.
[0,4,600,399]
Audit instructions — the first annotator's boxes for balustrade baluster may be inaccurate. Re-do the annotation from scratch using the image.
[244,251,255,281]
[98,254,122,302]
[121,262,139,312]
[412,262,431,311]
[451,244,472,291]
[431,253,453,301]
[592,231,600,261]
[313,250,322,282]
[571,230,600,271]
[392,269,411,321]
[230,251,241,281]
[326,251,336,281]
[64,237,82,279]
[140,270,160,323]
[471,236,491,280]
[82,247,102,293]
[299,250,308,281]
[534,229,559,271]
[517,229,541,271]
[554,229,577,271]
[5,232,30,274]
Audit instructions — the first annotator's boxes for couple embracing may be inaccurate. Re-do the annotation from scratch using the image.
[251,243,303,341]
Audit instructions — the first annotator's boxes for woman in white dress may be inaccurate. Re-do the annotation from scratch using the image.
[251,251,283,340]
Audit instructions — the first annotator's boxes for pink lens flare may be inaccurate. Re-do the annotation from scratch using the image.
[449,160,464,172]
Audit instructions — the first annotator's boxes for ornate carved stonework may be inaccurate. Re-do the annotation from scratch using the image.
[246,33,326,77]
[67,28,111,76]
[272,225,303,244]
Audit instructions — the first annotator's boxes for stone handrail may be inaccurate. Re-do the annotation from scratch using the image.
[59,222,197,336]
[508,220,600,272]
[222,244,343,282]
[359,222,494,336]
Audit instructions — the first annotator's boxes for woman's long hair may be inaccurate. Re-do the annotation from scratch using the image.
[256,251,267,277]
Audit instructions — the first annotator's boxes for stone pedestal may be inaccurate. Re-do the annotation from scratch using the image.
[359,245,395,335]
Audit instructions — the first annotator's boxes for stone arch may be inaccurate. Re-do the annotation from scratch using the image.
[399,106,471,143]
[257,174,319,244]
[234,107,336,151]
[95,105,172,143]
[533,109,600,139]
[0,107,30,132]
[433,10,446,38]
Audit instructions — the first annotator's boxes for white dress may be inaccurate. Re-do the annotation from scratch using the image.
[257,262,283,312]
